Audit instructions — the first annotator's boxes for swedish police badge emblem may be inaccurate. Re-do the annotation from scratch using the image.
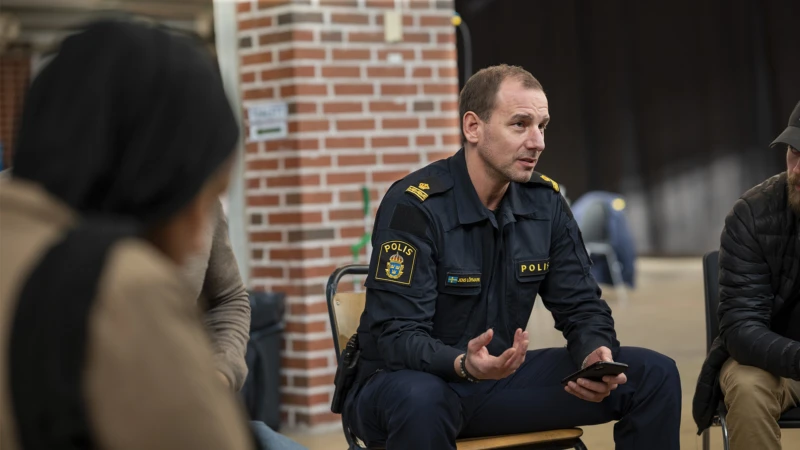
[386,253,404,279]
[374,240,417,285]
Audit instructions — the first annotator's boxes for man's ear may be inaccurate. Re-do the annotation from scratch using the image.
[463,111,482,145]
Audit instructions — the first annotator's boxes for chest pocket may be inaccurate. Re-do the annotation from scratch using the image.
[432,266,482,345]
[507,257,550,329]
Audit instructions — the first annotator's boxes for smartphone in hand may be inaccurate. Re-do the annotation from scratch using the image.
[560,361,628,385]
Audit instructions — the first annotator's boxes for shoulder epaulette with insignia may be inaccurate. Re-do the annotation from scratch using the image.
[528,172,560,193]
[404,177,451,202]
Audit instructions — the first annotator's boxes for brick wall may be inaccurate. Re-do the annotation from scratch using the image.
[237,0,460,429]
[0,52,31,168]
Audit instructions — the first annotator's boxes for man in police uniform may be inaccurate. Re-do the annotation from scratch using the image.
[342,65,681,449]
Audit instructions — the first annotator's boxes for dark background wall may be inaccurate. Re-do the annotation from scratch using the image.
[454,0,800,255]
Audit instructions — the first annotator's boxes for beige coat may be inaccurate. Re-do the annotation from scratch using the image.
[0,178,254,450]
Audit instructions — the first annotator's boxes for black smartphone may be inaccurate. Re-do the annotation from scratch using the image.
[560,361,628,385]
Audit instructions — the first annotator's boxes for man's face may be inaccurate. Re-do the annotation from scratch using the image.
[788,145,800,214]
[475,79,549,184]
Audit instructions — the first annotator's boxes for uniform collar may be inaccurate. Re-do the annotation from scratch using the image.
[449,149,489,226]
[448,149,537,228]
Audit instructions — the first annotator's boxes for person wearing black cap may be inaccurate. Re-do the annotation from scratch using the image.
[0,18,301,450]
[693,100,800,449]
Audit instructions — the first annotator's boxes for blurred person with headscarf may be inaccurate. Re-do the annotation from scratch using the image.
[693,100,800,449]
[0,18,302,450]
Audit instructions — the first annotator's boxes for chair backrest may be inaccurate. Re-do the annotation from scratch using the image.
[331,292,366,356]
[702,250,720,352]
[578,200,609,243]
[326,264,369,359]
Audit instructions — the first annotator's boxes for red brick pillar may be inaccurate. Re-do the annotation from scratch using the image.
[0,52,31,168]
[237,0,460,429]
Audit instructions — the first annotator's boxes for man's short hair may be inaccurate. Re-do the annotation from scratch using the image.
[458,64,543,143]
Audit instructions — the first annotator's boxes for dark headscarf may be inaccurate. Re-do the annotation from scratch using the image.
[13,18,238,223]
[8,19,240,449]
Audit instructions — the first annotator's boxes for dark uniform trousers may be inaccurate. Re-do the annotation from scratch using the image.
[344,346,681,450]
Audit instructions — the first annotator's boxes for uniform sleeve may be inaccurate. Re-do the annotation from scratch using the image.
[85,243,255,450]
[201,201,251,391]
[539,195,619,368]
[363,196,463,381]
[717,199,800,379]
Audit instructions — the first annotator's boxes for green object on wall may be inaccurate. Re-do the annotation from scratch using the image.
[361,185,370,216]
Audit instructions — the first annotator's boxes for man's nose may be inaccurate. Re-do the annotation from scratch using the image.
[525,128,545,151]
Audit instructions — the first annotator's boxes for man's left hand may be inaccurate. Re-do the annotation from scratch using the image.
[564,346,627,403]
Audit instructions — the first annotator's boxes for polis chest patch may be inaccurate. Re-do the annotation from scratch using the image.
[374,240,418,285]
[518,259,550,277]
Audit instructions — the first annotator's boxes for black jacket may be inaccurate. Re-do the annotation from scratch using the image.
[693,172,800,433]
[353,149,619,384]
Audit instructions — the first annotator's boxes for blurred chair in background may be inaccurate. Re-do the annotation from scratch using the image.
[570,192,637,302]
[241,291,286,431]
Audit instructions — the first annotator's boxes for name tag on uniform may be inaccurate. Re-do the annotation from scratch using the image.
[518,259,550,277]
[445,272,481,287]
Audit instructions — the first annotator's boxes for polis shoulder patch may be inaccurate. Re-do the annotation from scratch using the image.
[374,240,418,285]
[529,172,560,192]
[404,177,450,202]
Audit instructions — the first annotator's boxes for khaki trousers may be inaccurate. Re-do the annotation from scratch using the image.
[720,358,800,450]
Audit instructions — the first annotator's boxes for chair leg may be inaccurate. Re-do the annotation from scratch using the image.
[573,439,588,450]
[719,412,730,450]
[702,428,710,450]
[603,249,628,304]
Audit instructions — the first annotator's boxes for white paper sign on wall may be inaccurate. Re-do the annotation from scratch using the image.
[247,102,288,123]
[247,101,288,142]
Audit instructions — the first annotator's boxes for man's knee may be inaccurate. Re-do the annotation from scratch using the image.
[721,359,783,414]
[623,347,680,392]
[387,372,460,420]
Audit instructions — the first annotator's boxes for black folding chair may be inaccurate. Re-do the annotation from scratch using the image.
[701,250,800,450]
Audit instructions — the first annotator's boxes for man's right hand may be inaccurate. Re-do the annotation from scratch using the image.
[460,328,529,380]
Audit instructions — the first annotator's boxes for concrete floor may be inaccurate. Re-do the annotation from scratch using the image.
[284,257,800,449]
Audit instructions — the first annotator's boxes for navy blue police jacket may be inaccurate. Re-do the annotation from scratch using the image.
[355,149,619,383]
